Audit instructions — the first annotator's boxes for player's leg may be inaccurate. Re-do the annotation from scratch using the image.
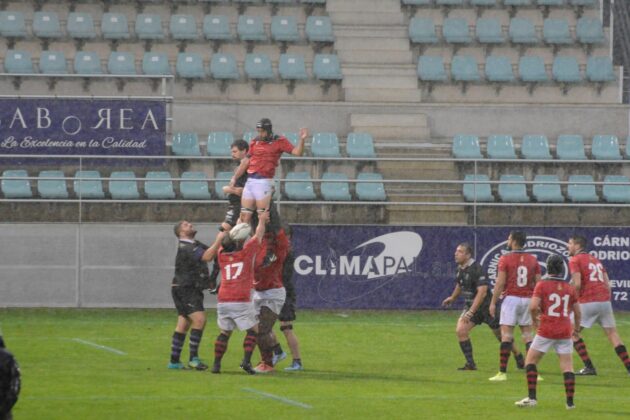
[240,179,257,224]
[168,314,191,369]
[603,327,630,373]
[213,303,238,373]
[490,327,524,369]
[573,302,598,374]
[491,296,518,380]
[520,325,534,353]
[240,324,258,375]
[558,348,576,409]
[212,329,232,374]
[515,337,546,407]
[255,306,279,372]
[187,310,208,370]
[456,316,477,370]
[281,322,303,371]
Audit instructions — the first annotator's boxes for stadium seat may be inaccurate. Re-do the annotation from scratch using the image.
[567,175,598,202]
[321,172,351,201]
[74,171,104,199]
[586,56,615,82]
[452,134,483,159]
[576,17,605,44]
[172,132,201,156]
[135,14,165,40]
[556,135,587,159]
[356,172,386,201]
[451,55,480,82]
[437,0,464,5]
[505,0,533,5]
[4,50,34,74]
[417,56,448,82]
[176,53,205,78]
[409,17,438,44]
[108,52,136,75]
[210,53,239,80]
[462,174,493,202]
[39,51,68,74]
[533,174,564,202]
[346,133,376,158]
[543,19,572,45]
[591,135,622,160]
[443,18,472,44]
[521,135,552,159]
[471,0,498,5]
[282,132,299,147]
[272,16,299,42]
[207,132,233,156]
[244,53,274,80]
[537,0,565,5]
[145,172,175,199]
[498,174,529,202]
[67,12,96,40]
[33,11,62,39]
[109,172,140,200]
[102,13,130,40]
[279,54,308,80]
[476,18,505,44]
[311,132,341,157]
[519,55,548,82]
[180,172,211,200]
[285,171,317,200]
[170,15,198,40]
[38,170,68,199]
[237,15,266,41]
[602,175,630,203]
[313,54,342,80]
[243,131,257,142]
[487,135,517,159]
[485,56,515,82]
[1,170,32,198]
[553,56,582,83]
[0,11,27,38]
[214,171,233,200]
[509,18,538,44]
[305,16,334,43]
[74,51,102,74]
[203,15,232,41]
[570,0,596,5]
[142,52,171,75]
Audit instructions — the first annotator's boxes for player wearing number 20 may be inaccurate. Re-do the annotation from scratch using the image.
[568,235,630,376]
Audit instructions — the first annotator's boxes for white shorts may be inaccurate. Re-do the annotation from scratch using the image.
[253,287,286,315]
[579,301,616,329]
[216,301,257,331]
[500,295,532,326]
[242,177,273,202]
[531,335,573,354]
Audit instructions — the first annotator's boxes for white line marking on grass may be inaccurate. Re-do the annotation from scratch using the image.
[242,388,313,409]
[71,338,127,355]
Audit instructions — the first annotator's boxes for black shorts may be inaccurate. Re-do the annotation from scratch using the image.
[171,286,204,316]
[224,205,240,227]
[279,292,296,322]
[464,304,499,330]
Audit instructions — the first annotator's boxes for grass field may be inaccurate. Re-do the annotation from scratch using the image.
[1,309,629,419]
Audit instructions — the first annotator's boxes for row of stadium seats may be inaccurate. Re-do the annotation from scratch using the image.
[463,173,630,203]
[453,134,630,160]
[172,131,376,158]
[0,169,385,201]
[402,0,597,7]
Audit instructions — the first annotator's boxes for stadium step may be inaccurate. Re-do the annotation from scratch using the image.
[336,49,414,65]
[326,0,400,13]
[328,11,405,26]
[386,205,468,225]
[334,25,408,39]
[344,87,422,103]
[351,113,430,140]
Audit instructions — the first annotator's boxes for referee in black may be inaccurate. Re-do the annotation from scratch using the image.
[168,221,223,371]
[0,336,20,420]
[442,242,525,370]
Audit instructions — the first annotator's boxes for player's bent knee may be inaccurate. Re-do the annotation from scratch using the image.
[241,207,255,214]
[280,324,293,331]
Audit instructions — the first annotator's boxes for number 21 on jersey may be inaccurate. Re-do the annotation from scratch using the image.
[547,293,570,317]
[223,262,243,281]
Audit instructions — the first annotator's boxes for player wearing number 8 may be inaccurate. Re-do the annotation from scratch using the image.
[568,235,630,376]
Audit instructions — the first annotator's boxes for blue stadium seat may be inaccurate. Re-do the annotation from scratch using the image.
[38,170,68,199]
[74,51,102,74]
[214,171,233,200]
[417,56,448,82]
[243,131,256,142]
[543,18,572,45]
[305,16,334,42]
[0,11,27,38]
[498,175,529,203]
[74,171,104,199]
[485,56,515,82]
[180,172,211,200]
[452,134,482,159]
[108,52,136,75]
[311,132,341,157]
[245,53,274,80]
[476,18,505,44]
[207,132,233,156]
[463,174,493,202]
[451,55,480,82]
[313,54,342,80]
[505,0,533,4]
[172,132,201,156]
[570,0,596,5]
[567,175,598,202]
[237,15,266,41]
[533,175,564,202]
[135,14,165,40]
[552,56,582,83]
[279,54,308,80]
[356,173,386,201]
[443,18,471,44]
[67,12,96,40]
[102,13,130,40]
[142,52,171,75]
[33,11,62,39]
[586,56,615,82]
[321,172,351,201]
[437,0,464,5]
[272,16,299,42]
[537,0,565,5]
[285,171,316,200]
[403,0,431,3]
[145,172,175,199]
[1,170,32,198]
[4,50,34,74]
[509,18,538,44]
[602,175,630,203]
[210,53,239,79]
[521,135,552,159]
[409,17,438,44]
[519,55,548,82]
[346,133,376,158]
[176,53,205,78]
[109,172,140,200]
[556,135,586,159]
[577,17,605,44]
[170,15,198,40]
[39,51,68,74]
[282,132,299,147]
[471,0,498,5]
[203,15,232,41]
[591,135,622,160]
[487,135,517,159]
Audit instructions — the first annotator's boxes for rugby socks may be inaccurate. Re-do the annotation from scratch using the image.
[526,364,538,400]
[214,333,229,365]
[459,339,475,366]
[189,329,203,360]
[614,345,630,371]
[514,352,525,368]
[574,338,595,369]
[499,341,512,373]
[563,372,575,406]
[273,343,284,356]
[262,350,274,366]
[243,329,257,363]
[170,331,186,363]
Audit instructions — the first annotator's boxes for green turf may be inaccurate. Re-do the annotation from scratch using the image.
[1,309,629,419]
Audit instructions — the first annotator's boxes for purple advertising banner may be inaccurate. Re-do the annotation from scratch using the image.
[0,99,166,156]
[291,226,630,311]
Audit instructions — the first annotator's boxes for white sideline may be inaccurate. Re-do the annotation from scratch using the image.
[71,338,127,355]
[242,387,313,409]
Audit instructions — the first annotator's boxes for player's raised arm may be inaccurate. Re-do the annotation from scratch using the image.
[442,284,461,307]
[253,211,269,243]
[202,231,226,262]
[291,128,308,156]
